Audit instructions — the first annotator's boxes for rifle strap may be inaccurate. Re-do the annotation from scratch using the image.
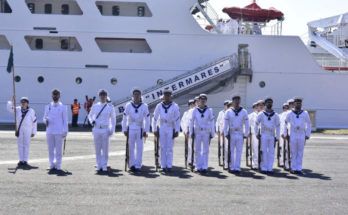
[16,109,29,136]
[95,104,107,120]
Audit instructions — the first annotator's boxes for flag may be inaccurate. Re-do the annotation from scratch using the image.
[6,46,13,73]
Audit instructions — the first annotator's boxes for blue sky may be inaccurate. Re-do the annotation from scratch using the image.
[210,0,347,36]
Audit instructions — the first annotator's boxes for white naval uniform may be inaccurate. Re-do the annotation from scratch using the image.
[122,102,150,169]
[88,102,116,170]
[181,108,195,165]
[7,101,37,162]
[283,110,311,171]
[216,109,228,168]
[248,111,259,169]
[279,111,288,167]
[255,111,280,171]
[224,107,249,171]
[43,101,68,169]
[152,102,180,169]
[189,106,215,171]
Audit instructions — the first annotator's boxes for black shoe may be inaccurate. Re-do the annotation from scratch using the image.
[268,171,274,175]
[23,161,28,166]
[201,169,207,174]
[135,168,141,172]
[260,170,267,174]
[290,170,296,174]
[284,168,290,171]
[228,169,234,173]
[167,168,172,172]
[223,167,228,170]
[162,168,167,172]
[17,161,23,166]
[279,165,284,168]
[130,166,136,172]
[297,171,304,175]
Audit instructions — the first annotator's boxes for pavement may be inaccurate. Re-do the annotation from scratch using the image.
[0,131,347,215]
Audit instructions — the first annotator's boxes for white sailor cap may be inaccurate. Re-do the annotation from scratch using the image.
[224,100,230,105]
[252,102,258,108]
[163,89,172,94]
[283,103,289,107]
[257,100,265,105]
[20,97,29,103]
[51,88,61,94]
[199,94,208,99]
[194,96,200,101]
[131,88,142,94]
[232,95,241,100]
[188,99,195,105]
[264,97,273,102]
[98,89,108,95]
[287,99,295,104]
[293,97,303,102]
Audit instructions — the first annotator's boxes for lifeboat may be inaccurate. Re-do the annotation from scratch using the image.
[222,0,284,23]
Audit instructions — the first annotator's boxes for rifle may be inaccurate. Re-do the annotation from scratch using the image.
[245,135,250,167]
[191,130,195,172]
[184,132,188,169]
[63,137,67,155]
[287,135,291,170]
[227,130,231,171]
[249,135,253,168]
[222,132,225,169]
[276,138,281,167]
[125,127,129,171]
[258,129,262,171]
[218,131,222,166]
[154,126,160,172]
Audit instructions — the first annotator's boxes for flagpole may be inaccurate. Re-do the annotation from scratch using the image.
[10,46,17,133]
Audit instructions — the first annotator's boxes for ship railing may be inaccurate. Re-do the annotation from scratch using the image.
[316,56,348,69]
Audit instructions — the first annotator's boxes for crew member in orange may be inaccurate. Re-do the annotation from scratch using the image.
[71,99,80,127]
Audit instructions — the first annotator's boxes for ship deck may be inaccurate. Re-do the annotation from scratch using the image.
[0,131,347,214]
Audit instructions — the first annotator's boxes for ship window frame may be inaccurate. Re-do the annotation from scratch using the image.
[60,39,69,50]
[35,38,43,49]
[61,4,69,15]
[97,5,103,14]
[44,4,52,14]
[27,3,35,13]
[137,6,145,17]
[112,5,120,16]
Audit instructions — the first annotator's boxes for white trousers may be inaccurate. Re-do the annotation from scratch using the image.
[229,134,243,171]
[260,135,275,171]
[290,134,306,171]
[159,128,174,168]
[93,131,110,169]
[129,129,144,169]
[46,134,63,168]
[17,128,32,162]
[251,134,259,169]
[195,131,210,170]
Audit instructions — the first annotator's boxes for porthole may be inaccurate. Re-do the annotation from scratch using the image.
[157,79,163,85]
[111,78,117,85]
[75,77,82,84]
[38,76,44,83]
[14,76,21,82]
[259,81,266,88]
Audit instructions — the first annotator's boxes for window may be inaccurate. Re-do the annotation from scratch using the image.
[61,39,69,50]
[38,76,44,83]
[61,4,69,14]
[75,77,82,84]
[137,6,145,17]
[97,5,103,14]
[45,4,52,14]
[110,78,117,85]
[3,1,12,13]
[35,39,43,49]
[14,76,21,82]
[112,6,119,16]
[27,3,35,13]
[95,38,152,53]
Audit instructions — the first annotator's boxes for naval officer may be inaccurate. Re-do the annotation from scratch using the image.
[7,97,37,166]
[216,100,230,169]
[122,88,150,172]
[224,96,249,173]
[88,89,116,172]
[189,94,215,173]
[255,97,280,173]
[43,89,68,170]
[152,89,180,172]
[248,102,259,170]
[279,102,290,168]
[282,97,311,175]
[180,99,196,168]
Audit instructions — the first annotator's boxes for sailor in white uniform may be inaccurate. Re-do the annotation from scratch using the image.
[224,96,249,173]
[152,89,180,172]
[283,97,311,175]
[122,88,150,172]
[216,100,230,169]
[255,97,280,173]
[189,94,215,173]
[283,98,295,171]
[7,97,37,166]
[279,103,290,168]
[88,89,116,172]
[180,99,196,167]
[248,102,259,170]
[43,89,68,171]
